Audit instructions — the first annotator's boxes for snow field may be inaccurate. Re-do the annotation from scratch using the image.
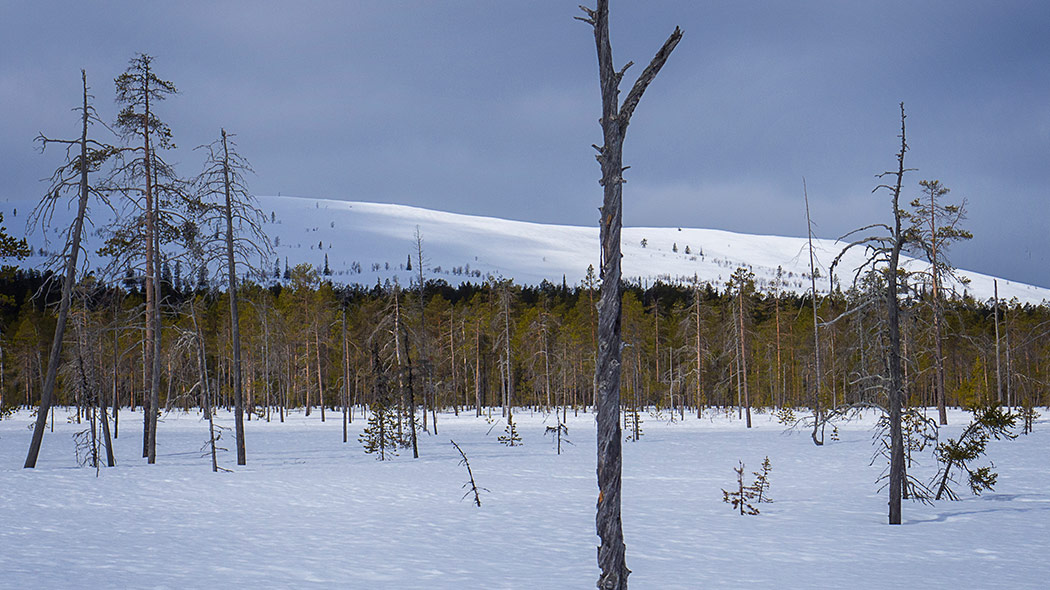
[2,407,1049,589]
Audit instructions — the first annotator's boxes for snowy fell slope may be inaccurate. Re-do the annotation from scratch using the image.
[262,196,1049,304]
[7,193,1047,304]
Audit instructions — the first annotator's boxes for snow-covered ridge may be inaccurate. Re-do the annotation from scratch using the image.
[7,194,1048,305]
[261,196,1050,304]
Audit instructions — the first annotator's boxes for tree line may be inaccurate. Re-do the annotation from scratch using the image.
[3,266,1045,445]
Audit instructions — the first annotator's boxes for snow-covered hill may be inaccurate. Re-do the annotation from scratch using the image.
[7,194,1049,304]
[261,196,1049,304]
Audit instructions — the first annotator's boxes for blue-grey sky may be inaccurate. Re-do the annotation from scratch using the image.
[3,1,1048,287]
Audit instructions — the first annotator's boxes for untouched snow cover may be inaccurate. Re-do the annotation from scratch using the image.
[7,194,1048,304]
[2,407,1049,589]
[265,196,1050,304]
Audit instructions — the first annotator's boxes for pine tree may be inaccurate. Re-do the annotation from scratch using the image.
[107,53,179,465]
[905,179,972,426]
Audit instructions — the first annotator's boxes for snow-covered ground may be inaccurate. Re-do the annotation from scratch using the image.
[2,407,1048,589]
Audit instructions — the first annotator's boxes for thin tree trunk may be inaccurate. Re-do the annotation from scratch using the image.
[804,180,823,445]
[191,302,219,473]
[315,325,325,422]
[994,280,1002,405]
[342,308,349,442]
[145,66,161,465]
[221,130,247,465]
[737,283,751,428]
[885,104,909,525]
[25,72,93,468]
[930,183,948,425]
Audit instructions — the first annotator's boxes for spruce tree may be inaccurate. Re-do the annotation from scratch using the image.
[933,405,1017,500]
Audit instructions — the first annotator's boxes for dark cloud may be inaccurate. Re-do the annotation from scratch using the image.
[2,1,1048,286]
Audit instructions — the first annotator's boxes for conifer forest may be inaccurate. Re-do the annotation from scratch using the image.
[4,265,1048,443]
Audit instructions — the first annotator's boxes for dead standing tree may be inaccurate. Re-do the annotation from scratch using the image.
[193,129,271,466]
[577,2,682,588]
[832,103,913,525]
[25,71,117,468]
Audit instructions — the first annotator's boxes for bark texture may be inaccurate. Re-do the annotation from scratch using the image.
[578,2,681,587]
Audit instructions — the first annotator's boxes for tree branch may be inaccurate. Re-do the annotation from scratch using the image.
[618,26,683,129]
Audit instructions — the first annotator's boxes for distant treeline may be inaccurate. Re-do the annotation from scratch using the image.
[3,264,1046,429]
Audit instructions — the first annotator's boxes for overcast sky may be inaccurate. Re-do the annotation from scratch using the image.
[3,1,1048,287]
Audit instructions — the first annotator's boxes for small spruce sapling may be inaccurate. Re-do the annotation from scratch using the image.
[624,406,643,441]
[932,405,1017,500]
[723,461,760,515]
[774,406,796,426]
[498,414,522,446]
[750,456,773,504]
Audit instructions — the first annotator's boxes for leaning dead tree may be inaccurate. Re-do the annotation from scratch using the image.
[25,70,117,468]
[577,2,682,588]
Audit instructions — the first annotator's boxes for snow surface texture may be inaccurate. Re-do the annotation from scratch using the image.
[7,194,1049,304]
[2,408,1049,589]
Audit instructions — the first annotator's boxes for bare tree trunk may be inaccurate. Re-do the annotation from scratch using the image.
[342,308,349,442]
[25,72,94,468]
[1004,306,1012,408]
[578,2,681,587]
[804,180,823,445]
[220,130,248,465]
[737,283,752,428]
[994,279,1003,406]
[693,276,703,418]
[315,325,325,422]
[99,387,116,467]
[775,267,782,410]
[146,72,161,465]
[884,104,909,525]
[393,285,418,458]
[191,302,219,472]
[930,183,948,425]
[474,320,481,417]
